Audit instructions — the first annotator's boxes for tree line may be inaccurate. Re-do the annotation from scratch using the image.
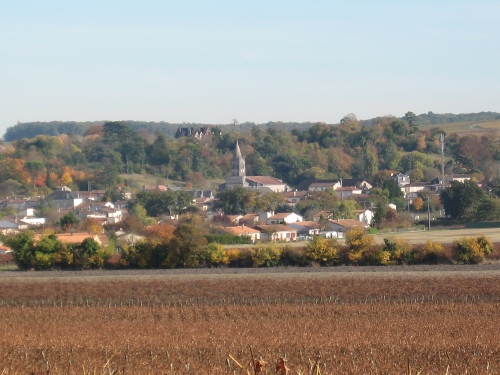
[5,223,495,271]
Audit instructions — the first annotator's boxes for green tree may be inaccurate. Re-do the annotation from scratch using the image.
[380,140,401,170]
[59,212,79,231]
[4,231,36,270]
[215,186,259,215]
[167,215,208,268]
[381,179,404,201]
[404,111,418,133]
[473,195,500,222]
[440,180,484,222]
[147,132,170,166]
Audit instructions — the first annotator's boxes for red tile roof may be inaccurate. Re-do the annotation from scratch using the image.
[222,225,261,235]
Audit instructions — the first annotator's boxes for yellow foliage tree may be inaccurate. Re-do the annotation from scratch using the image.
[345,226,374,265]
[60,167,73,186]
[82,218,104,235]
[411,197,424,211]
[453,236,493,264]
[414,240,445,264]
[251,244,282,267]
[306,236,339,265]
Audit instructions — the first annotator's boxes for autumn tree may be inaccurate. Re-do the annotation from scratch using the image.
[167,214,208,268]
[24,160,45,188]
[411,197,424,212]
[306,236,339,265]
[142,222,176,244]
[344,226,374,264]
[453,236,494,264]
[82,218,103,235]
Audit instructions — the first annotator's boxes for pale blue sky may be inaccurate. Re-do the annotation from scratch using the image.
[1,1,499,135]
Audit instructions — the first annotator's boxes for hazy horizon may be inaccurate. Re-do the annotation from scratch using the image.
[1,1,499,135]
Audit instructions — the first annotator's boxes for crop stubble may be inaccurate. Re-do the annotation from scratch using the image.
[0,270,499,374]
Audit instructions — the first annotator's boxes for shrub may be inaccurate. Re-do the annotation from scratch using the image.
[344,227,374,265]
[362,244,391,265]
[104,252,122,269]
[203,243,229,267]
[251,244,282,267]
[486,243,500,260]
[413,240,447,264]
[205,234,252,245]
[453,236,494,264]
[226,248,253,268]
[305,236,339,266]
[382,237,413,264]
[280,246,308,266]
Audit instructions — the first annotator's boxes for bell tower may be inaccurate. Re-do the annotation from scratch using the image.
[231,141,246,177]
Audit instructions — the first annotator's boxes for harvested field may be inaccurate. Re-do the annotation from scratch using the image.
[373,227,500,244]
[0,270,499,374]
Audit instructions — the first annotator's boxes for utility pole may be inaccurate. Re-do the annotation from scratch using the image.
[440,134,445,192]
[427,197,431,231]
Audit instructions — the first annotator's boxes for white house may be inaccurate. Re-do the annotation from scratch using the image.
[266,212,303,225]
[288,221,321,236]
[255,224,298,242]
[308,181,341,192]
[356,209,374,226]
[221,225,261,243]
[20,216,46,226]
[326,219,369,233]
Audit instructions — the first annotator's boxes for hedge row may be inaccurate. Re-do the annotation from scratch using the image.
[5,229,497,270]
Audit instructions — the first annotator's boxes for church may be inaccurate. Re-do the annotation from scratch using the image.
[220,141,288,192]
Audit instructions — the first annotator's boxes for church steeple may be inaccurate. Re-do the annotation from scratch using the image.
[231,141,246,177]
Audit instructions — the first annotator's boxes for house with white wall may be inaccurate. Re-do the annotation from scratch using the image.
[266,212,303,225]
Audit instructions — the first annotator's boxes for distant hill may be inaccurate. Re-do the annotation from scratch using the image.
[360,111,500,127]
[2,120,320,141]
[3,121,197,141]
[3,112,500,141]
[414,111,500,125]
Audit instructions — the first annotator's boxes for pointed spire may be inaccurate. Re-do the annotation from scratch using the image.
[234,140,242,159]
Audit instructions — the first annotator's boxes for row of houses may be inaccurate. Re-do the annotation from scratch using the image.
[218,217,370,243]
[213,210,373,243]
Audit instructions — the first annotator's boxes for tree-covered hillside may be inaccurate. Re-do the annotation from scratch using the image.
[4,120,319,142]
[1,113,499,199]
[5,112,499,142]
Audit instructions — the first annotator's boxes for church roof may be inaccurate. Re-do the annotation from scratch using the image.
[245,176,285,185]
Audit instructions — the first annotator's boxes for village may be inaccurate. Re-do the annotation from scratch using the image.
[0,139,484,262]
